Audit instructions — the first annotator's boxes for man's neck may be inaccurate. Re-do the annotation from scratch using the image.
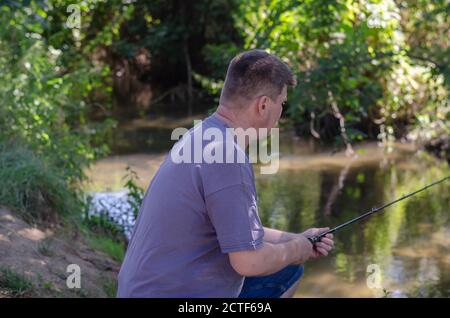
[214,104,258,149]
[214,104,252,130]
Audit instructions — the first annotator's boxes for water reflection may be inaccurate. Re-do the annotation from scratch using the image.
[255,153,449,297]
[110,117,197,154]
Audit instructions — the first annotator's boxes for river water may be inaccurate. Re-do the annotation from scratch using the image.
[85,120,449,297]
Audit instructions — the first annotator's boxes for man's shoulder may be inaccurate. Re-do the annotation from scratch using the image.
[168,116,250,166]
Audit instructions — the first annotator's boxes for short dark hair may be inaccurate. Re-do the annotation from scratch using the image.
[220,49,296,106]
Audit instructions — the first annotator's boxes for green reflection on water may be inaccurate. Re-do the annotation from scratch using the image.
[255,152,449,297]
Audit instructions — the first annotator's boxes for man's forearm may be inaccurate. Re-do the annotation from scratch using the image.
[229,235,312,277]
[263,226,297,244]
[248,240,307,276]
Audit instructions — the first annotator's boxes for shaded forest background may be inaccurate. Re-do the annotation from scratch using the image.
[0,0,448,222]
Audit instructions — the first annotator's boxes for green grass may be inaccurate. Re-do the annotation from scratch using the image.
[79,210,127,263]
[87,235,125,262]
[0,267,33,297]
[103,278,118,298]
[0,143,81,223]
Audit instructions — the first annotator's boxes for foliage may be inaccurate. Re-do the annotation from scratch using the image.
[233,0,449,153]
[123,166,144,219]
[0,1,118,223]
[0,267,33,297]
[0,2,115,185]
[81,205,127,262]
[87,234,125,262]
[103,278,118,298]
[0,142,80,222]
[83,211,126,243]
[3,1,447,155]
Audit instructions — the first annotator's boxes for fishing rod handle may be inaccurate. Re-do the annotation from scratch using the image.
[308,236,322,244]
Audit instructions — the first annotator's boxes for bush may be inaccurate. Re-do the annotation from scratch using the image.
[0,3,114,222]
[229,0,449,154]
[0,142,80,223]
[0,4,114,186]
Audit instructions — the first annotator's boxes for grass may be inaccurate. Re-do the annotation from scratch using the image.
[37,237,55,257]
[0,267,33,297]
[0,142,124,298]
[61,215,126,263]
[103,278,118,298]
[0,143,80,223]
[382,288,391,298]
[87,235,125,262]
[80,210,127,262]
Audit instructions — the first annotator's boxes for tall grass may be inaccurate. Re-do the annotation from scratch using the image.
[0,142,81,223]
[0,267,33,297]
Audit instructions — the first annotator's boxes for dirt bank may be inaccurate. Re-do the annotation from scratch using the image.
[0,207,120,298]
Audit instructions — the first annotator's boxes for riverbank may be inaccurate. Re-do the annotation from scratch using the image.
[0,206,121,298]
[84,140,420,191]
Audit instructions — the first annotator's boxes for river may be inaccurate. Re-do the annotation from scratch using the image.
[84,118,449,297]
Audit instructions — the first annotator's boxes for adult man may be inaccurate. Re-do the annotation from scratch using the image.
[117,49,334,298]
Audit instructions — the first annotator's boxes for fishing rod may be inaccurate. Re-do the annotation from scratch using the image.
[308,176,450,245]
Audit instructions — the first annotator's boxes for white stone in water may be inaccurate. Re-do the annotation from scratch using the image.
[86,190,137,239]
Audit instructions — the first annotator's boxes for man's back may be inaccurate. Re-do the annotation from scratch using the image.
[117,114,264,297]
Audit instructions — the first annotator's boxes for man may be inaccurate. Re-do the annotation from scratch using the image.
[117,49,334,298]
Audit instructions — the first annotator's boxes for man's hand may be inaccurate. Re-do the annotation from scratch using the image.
[300,227,334,258]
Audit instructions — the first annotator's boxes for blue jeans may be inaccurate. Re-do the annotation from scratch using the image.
[238,265,304,298]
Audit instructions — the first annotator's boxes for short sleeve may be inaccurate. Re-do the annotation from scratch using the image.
[205,182,264,253]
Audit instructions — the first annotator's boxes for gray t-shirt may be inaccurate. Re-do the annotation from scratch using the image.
[117,114,264,297]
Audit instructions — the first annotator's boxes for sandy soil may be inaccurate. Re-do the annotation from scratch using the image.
[0,207,120,298]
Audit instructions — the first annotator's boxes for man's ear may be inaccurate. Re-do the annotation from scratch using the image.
[256,95,268,115]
